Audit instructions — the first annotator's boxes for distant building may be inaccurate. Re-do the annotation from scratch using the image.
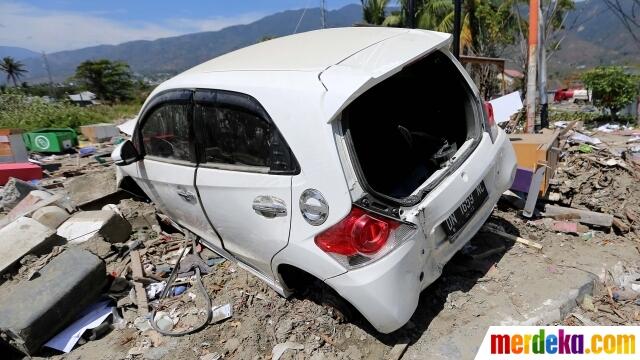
[501,69,524,86]
[68,91,99,106]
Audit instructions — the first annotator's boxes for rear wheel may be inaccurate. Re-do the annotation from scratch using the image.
[279,265,355,323]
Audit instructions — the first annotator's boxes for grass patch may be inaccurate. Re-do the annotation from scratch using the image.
[0,91,141,131]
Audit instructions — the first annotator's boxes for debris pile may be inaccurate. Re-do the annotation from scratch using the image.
[1,117,639,359]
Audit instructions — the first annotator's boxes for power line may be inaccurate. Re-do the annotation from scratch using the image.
[293,0,311,34]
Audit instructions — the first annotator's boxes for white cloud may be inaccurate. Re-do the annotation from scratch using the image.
[0,2,263,52]
[167,13,264,33]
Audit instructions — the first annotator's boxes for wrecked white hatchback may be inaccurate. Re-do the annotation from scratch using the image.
[113,27,517,333]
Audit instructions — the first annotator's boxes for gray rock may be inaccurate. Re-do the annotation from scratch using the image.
[32,205,70,229]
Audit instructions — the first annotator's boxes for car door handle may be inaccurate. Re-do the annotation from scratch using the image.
[177,189,196,202]
[252,196,287,218]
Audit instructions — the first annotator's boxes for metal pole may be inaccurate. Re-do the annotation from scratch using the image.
[538,6,548,129]
[407,0,415,28]
[525,0,539,133]
[42,52,55,98]
[320,0,326,29]
[452,0,462,59]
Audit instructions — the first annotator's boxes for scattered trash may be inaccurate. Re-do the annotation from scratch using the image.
[146,282,166,300]
[153,311,174,332]
[578,144,592,153]
[210,303,233,324]
[570,132,602,145]
[78,146,97,157]
[44,300,114,353]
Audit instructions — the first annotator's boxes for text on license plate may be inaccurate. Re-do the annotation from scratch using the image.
[443,182,488,237]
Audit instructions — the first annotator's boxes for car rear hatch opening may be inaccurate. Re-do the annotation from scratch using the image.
[341,50,482,205]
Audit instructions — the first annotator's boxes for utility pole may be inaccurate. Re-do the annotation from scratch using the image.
[525,0,539,133]
[452,0,462,59]
[320,0,326,29]
[538,6,548,130]
[42,51,55,98]
[407,0,415,28]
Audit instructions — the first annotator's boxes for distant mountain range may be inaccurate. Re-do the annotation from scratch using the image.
[10,5,362,84]
[4,1,639,85]
[546,0,640,79]
[0,46,40,61]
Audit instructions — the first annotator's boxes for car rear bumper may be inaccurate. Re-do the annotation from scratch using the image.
[325,129,516,333]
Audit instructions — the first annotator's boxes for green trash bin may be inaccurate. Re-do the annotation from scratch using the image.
[23,128,78,153]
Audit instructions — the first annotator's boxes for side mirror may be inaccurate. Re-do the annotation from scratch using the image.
[111,140,141,166]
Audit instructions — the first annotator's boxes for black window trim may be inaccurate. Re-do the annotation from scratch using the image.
[193,88,300,175]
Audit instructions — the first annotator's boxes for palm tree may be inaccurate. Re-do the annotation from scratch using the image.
[361,0,389,25]
[0,57,28,86]
[382,0,473,52]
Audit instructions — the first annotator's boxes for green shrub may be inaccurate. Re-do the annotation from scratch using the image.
[0,89,140,131]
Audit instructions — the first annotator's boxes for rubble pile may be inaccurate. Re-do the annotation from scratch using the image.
[0,119,639,360]
[0,154,390,360]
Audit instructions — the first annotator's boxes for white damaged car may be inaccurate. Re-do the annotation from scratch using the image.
[113,27,517,333]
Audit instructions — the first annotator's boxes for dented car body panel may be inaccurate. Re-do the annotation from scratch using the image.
[115,27,517,333]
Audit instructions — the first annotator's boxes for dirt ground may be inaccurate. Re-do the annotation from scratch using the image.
[1,120,640,360]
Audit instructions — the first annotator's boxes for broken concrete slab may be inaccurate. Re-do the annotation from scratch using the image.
[64,169,117,206]
[5,190,51,218]
[0,177,38,211]
[32,206,70,229]
[543,204,614,227]
[0,217,65,274]
[0,249,106,355]
[57,210,131,244]
[0,192,65,231]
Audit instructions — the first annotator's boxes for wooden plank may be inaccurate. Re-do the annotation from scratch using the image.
[483,226,543,250]
[543,204,613,227]
[387,341,409,360]
[130,249,149,315]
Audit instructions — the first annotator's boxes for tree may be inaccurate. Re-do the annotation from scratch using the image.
[0,57,28,87]
[74,59,134,101]
[602,0,640,48]
[581,66,639,120]
[361,0,390,25]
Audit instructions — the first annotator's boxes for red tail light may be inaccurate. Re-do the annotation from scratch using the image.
[315,207,400,256]
[483,101,495,127]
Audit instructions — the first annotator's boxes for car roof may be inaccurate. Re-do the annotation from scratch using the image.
[181,27,449,73]
[151,27,454,124]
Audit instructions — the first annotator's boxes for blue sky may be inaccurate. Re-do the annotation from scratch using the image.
[0,0,359,52]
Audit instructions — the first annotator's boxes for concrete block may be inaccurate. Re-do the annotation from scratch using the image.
[57,210,131,244]
[0,217,65,274]
[64,169,117,205]
[0,177,38,211]
[32,206,70,229]
[0,249,106,355]
[80,123,119,143]
[5,190,52,219]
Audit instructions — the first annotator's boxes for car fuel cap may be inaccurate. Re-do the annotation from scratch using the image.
[299,189,329,226]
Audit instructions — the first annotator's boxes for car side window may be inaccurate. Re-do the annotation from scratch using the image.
[141,103,192,161]
[195,103,294,172]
